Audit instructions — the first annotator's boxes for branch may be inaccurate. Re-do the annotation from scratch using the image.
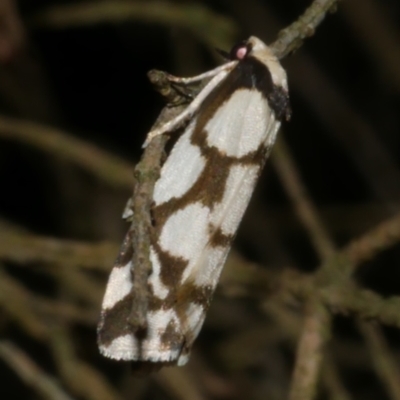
[0,0,25,63]
[0,114,133,190]
[272,138,335,260]
[0,266,96,341]
[223,256,400,334]
[0,341,75,400]
[0,229,118,271]
[50,327,122,400]
[289,301,331,400]
[343,211,400,270]
[271,0,340,58]
[318,285,400,330]
[317,211,400,278]
[32,1,237,51]
[359,321,400,400]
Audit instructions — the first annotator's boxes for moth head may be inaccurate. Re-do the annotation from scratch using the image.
[222,36,288,90]
[246,36,288,90]
[229,40,251,60]
[229,37,271,60]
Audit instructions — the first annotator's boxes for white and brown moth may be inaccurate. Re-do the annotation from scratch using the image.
[98,36,290,368]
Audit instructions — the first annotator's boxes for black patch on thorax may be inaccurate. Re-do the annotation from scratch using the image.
[230,56,291,121]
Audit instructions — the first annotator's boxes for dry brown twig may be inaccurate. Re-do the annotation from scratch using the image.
[272,140,400,398]
[50,327,122,400]
[0,0,25,62]
[31,1,238,51]
[0,115,133,190]
[0,341,75,400]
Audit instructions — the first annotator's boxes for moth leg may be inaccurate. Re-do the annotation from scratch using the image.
[143,62,236,148]
[122,197,133,220]
[165,61,238,104]
[165,60,236,84]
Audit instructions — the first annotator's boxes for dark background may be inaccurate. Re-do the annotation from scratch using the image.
[1,0,400,399]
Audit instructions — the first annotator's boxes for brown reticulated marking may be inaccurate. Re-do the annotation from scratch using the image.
[151,241,188,290]
[148,271,213,312]
[193,54,290,124]
[160,319,183,351]
[149,57,276,306]
[176,284,213,344]
[151,55,285,232]
[177,282,213,310]
[97,293,134,346]
[98,291,185,358]
[151,132,268,232]
[143,52,289,348]
[209,225,234,248]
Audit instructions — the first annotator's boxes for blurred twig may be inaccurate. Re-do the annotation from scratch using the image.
[0,341,75,400]
[32,1,237,51]
[0,266,96,340]
[0,115,133,190]
[0,228,118,271]
[343,0,400,92]
[314,210,400,279]
[0,0,25,62]
[227,0,400,207]
[343,211,400,270]
[273,137,335,260]
[50,327,122,400]
[359,321,400,400]
[322,357,353,400]
[3,219,400,335]
[156,368,206,400]
[32,0,342,60]
[272,132,337,399]
[271,0,340,58]
[289,301,331,400]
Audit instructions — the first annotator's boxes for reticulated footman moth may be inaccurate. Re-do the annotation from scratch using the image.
[98,36,291,369]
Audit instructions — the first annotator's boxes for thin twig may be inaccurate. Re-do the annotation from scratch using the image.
[50,327,122,400]
[223,258,400,331]
[342,0,400,92]
[3,209,400,331]
[0,0,25,63]
[319,285,400,329]
[0,114,133,189]
[271,131,337,398]
[344,211,400,270]
[359,321,400,400]
[288,52,400,207]
[0,341,75,400]
[0,229,118,271]
[318,211,400,278]
[32,1,237,51]
[126,71,189,330]
[322,356,352,400]
[273,137,335,260]
[289,301,331,400]
[0,267,96,341]
[0,267,49,339]
[271,0,340,58]
[156,368,206,400]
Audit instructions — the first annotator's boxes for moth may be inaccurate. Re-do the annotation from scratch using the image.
[98,36,291,368]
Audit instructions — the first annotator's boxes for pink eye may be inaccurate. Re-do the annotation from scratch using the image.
[229,40,249,60]
[235,46,248,60]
